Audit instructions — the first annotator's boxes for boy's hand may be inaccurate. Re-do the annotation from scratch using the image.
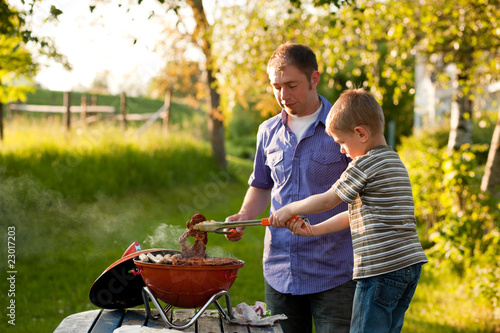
[288,218,314,237]
[269,207,295,228]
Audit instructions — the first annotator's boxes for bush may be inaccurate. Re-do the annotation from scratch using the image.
[399,130,500,321]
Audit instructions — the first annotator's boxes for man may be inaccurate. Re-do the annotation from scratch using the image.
[225,43,355,333]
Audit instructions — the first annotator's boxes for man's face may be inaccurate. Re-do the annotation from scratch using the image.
[268,65,320,117]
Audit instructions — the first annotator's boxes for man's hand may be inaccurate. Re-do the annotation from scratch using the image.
[223,213,247,242]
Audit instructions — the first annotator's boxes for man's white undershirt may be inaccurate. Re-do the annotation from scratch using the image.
[288,102,322,142]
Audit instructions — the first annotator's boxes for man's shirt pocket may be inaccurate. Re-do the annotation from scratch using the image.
[306,149,343,190]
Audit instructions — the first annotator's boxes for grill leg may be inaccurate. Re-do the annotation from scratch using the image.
[140,287,234,330]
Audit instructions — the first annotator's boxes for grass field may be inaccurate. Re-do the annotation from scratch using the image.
[0,110,498,332]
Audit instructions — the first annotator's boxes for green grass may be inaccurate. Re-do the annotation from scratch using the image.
[1,116,211,201]
[405,266,496,332]
[0,112,498,332]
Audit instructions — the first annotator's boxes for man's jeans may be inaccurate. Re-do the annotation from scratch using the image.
[265,279,356,333]
[350,263,423,333]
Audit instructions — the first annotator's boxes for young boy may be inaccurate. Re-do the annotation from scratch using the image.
[269,88,428,333]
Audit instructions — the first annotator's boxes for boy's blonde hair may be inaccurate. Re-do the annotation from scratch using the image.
[326,88,385,136]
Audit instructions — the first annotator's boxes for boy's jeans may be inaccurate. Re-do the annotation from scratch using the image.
[350,263,423,333]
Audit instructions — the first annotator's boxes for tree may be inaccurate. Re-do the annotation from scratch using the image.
[214,0,312,119]
[309,0,500,197]
[90,70,111,95]
[149,59,205,106]
[0,1,36,140]
[389,0,500,195]
[215,0,416,143]
[411,0,500,153]
[0,0,69,103]
[185,0,226,168]
[0,1,37,104]
[112,0,227,167]
[481,109,500,197]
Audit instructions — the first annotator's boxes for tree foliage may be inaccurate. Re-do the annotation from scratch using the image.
[300,0,500,97]
[109,0,227,166]
[214,0,416,141]
[0,1,36,103]
[149,59,206,108]
[215,0,499,184]
[0,0,69,103]
[413,0,500,96]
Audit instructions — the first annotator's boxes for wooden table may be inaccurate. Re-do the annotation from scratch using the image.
[53,308,284,333]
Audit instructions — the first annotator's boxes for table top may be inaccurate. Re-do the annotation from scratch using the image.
[53,308,284,333]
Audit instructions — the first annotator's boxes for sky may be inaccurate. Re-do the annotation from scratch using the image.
[17,0,176,96]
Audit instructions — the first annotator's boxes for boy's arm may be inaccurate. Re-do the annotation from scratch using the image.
[270,187,343,228]
[289,211,350,236]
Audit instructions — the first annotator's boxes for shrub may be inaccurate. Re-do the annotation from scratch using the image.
[399,130,500,321]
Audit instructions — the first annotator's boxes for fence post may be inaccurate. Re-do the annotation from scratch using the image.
[81,94,87,127]
[162,89,171,135]
[64,92,71,132]
[120,92,127,131]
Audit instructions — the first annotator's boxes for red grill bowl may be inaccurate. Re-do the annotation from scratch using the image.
[133,251,245,308]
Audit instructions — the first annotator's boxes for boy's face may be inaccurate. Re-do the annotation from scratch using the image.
[331,129,366,159]
[268,65,320,117]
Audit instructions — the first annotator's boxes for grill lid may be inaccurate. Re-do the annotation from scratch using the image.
[89,242,168,309]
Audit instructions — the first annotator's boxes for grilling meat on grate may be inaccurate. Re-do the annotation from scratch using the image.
[137,213,241,266]
[175,213,241,266]
[178,213,209,259]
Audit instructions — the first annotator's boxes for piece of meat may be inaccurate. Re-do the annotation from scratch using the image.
[178,213,208,259]
[172,256,241,266]
[174,213,242,266]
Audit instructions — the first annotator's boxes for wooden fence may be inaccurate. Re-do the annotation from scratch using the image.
[0,91,171,140]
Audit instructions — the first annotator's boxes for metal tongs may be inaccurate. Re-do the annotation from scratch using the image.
[193,215,306,235]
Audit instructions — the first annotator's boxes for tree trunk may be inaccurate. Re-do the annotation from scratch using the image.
[206,68,227,168]
[187,0,227,168]
[120,92,127,131]
[414,53,436,130]
[481,109,500,198]
[447,86,473,153]
[0,102,3,141]
[162,89,171,136]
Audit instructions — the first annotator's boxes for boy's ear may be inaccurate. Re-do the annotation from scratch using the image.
[354,126,370,143]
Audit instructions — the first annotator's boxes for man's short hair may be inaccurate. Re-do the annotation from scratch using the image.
[267,42,318,80]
